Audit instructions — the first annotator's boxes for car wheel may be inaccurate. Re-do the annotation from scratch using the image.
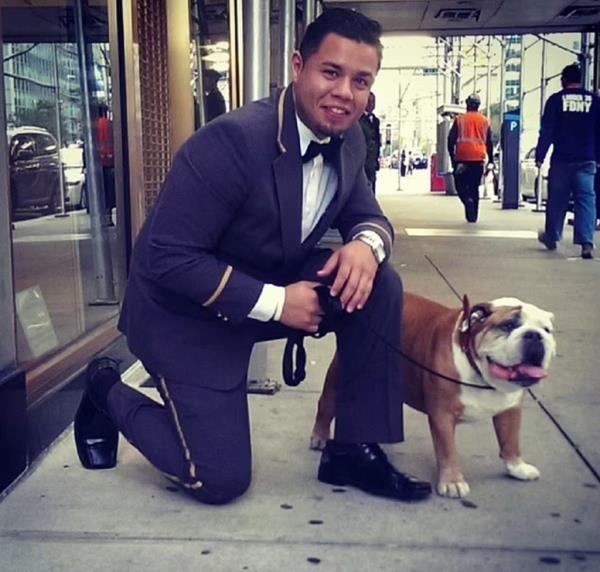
[45,184,60,215]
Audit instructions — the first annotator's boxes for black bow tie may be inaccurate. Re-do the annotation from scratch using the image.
[302,138,340,164]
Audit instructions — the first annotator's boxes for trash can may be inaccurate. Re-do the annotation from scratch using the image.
[430,153,446,193]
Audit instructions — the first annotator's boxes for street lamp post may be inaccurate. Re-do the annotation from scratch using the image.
[53,43,68,219]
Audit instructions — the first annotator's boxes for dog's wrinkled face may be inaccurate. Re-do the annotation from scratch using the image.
[469,297,556,391]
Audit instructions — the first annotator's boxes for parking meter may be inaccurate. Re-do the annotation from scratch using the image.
[501,112,521,209]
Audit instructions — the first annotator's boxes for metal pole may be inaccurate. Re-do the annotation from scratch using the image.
[443,38,448,104]
[303,0,315,34]
[473,37,478,94]
[278,0,295,86]
[243,0,270,103]
[53,43,68,218]
[485,36,492,119]
[397,70,402,191]
[580,32,592,91]
[192,1,206,126]
[436,38,441,110]
[73,0,117,304]
[454,37,462,104]
[0,7,17,368]
[534,37,547,213]
[496,36,506,204]
[518,38,525,129]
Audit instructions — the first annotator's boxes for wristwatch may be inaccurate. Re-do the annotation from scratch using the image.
[355,233,386,264]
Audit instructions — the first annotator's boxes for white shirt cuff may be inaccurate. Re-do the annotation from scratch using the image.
[248,283,286,322]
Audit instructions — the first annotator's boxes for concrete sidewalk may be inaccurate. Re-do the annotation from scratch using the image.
[1,169,599,571]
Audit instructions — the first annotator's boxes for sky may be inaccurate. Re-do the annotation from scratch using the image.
[372,33,586,156]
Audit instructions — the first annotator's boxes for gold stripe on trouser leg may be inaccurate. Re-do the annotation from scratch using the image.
[157,376,203,490]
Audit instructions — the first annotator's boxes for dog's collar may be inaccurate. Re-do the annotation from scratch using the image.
[459,296,484,379]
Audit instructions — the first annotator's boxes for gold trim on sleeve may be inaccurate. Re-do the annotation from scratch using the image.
[203,265,233,307]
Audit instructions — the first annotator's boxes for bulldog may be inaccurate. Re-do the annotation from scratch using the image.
[310,292,556,498]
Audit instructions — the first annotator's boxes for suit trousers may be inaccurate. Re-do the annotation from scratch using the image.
[108,249,404,504]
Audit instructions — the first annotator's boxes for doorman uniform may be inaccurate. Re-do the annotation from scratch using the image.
[448,105,494,222]
[112,87,404,504]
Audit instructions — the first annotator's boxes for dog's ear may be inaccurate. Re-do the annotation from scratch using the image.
[469,303,493,327]
[462,294,470,316]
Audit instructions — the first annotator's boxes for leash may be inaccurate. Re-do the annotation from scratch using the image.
[282,287,494,391]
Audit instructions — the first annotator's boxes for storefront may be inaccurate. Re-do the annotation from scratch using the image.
[0,0,246,494]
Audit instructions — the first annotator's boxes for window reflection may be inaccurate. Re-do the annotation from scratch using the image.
[191,1,231,128]
[3,1,122,367]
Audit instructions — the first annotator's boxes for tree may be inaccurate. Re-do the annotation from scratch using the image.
[489,102,502,146]
[14,99,67,140]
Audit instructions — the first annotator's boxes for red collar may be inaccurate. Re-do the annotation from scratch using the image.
[458,295,483,377]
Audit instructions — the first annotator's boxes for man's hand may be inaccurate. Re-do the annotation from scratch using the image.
[317,241,378,313]
[454,162,466,175]
[280,281,322,333]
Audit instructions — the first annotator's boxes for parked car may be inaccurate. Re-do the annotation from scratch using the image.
[520,146,549,202]
[61,144,87,210]
[8,126,61,219]
[413,154,428,169]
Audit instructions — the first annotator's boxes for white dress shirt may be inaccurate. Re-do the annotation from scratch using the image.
[248,115,383,322]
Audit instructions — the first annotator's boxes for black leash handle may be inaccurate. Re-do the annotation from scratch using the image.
[282,332,306,386]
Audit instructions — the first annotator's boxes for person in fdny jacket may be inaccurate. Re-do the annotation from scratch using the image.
[74,8,432,506]
[536,64,600,259]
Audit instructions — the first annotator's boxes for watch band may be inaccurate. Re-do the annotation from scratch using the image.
[356,234,385,264]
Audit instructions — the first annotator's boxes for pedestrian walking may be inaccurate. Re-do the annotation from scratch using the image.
[447,93,494,222]
[536,64,600,259]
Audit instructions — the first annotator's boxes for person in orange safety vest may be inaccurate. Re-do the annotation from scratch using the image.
[447,93,494,222]
[95,103,116,225]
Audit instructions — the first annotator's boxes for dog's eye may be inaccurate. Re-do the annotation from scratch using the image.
[499,320,518,332]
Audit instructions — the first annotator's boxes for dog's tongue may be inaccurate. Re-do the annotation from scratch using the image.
[489,362,548,382]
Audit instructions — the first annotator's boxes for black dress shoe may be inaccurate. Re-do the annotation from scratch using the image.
[74,357,121,470]
[318,441,432,501]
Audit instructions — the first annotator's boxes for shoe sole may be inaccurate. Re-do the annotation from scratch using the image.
[318,473,432,502]
[537,237,556,251]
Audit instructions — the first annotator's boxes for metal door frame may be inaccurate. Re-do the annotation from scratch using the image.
[0,7,17,371]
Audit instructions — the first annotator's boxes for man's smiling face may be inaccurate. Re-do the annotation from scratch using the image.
[292,33,379,139]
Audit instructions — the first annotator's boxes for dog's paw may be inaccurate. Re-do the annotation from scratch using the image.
[309,433,328,451]
[436,480,471,498]
[505,460,540,481]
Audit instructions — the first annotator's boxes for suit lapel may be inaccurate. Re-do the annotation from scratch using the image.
[272,87,303,266]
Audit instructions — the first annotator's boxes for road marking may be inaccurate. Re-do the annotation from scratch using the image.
[13,233,91,243]
[406,228,538,239]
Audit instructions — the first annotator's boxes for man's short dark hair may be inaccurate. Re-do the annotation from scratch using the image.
[299,8,383,69]
[561,64,582,85]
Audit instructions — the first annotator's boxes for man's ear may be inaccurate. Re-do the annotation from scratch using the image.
[291,51,303,81]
